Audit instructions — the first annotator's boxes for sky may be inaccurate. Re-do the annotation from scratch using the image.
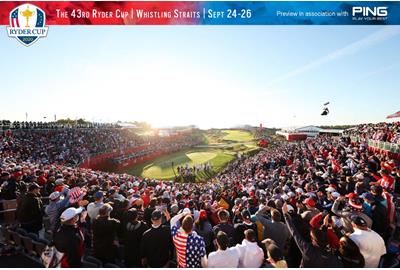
[1,25,400,129]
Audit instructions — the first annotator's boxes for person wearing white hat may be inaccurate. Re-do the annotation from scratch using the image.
[53,207,85,267]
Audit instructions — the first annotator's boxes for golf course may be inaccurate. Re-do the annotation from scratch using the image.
[125,129,259,181]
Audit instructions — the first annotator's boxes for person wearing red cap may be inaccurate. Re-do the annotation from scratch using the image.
[309,212,339,250]
[300,197,320,224]
[194,210,214,254]
[1,171,23,200]
[282,203,343,268]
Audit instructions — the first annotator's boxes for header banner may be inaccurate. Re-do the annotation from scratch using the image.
[0,1,399,25]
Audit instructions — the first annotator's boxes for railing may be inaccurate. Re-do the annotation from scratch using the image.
[350,136,400,154]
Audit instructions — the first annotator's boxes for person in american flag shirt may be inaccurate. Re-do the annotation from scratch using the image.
[171,209,207,268]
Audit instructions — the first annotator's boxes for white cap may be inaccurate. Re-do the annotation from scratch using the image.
[287,191,296,198]
[281,194,289,201]
[325,187,336,193]
[60,207,83,222]
[182,208,191,215]
[287,204,295,212]
[49,191,61,201]
[331,192,340,198]
[55,178,64,185]
[295,188,304,194]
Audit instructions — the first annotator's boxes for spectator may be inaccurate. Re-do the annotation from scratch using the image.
[300,197,320,223]
[17,182,43,234]
[264,242,288,268]
[87,191,104,222]
[1,171,22,200]
[141,210,173,267]
[212,210,235,246]
[337,236,365,267]
[331,195,372,233]
[256,206,290,251]
[45,191,70,231]
[282,203,343,268]
[54,207,85,268]
[207,231,239,268]
[233,209,258,245]
[348,215,386,268]
[171,210,207,268]
[361,192,389,241]
[123,208,148,267]
[232,229,264,268]
[92,203,121,264]
[194,210,214,254]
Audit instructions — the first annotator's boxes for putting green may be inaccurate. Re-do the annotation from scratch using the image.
[126,149,233,180]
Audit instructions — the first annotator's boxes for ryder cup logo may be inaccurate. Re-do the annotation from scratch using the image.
[7,4,48,46]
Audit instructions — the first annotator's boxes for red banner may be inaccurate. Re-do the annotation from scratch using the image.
[0,1,200,25]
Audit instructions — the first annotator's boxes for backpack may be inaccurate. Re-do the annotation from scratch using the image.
[40,245,64,268]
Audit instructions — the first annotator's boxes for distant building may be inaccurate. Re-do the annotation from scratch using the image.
[276,125,344,141]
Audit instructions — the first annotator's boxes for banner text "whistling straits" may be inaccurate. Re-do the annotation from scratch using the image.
[135,9,201,19]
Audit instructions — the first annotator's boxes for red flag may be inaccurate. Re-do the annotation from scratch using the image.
[386,111,400,119]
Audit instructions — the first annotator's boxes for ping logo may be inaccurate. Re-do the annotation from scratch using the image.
[352,6,388,17]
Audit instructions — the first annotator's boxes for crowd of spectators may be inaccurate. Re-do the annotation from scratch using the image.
[0,123,399,268]
[110,136,203,166]
[345,122,400,144]
[1,127,200,168]
[0,120,120,130]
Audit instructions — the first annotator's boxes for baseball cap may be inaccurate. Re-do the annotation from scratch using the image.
[241,209,251,220]
[345,192,358,200]
[331,192,341,199]
[361,192,374,202]
[303,198,316,207]
[60,207,83,222]
[94,191,104,199]
[350,215,367,227]
[28,182,41,192]
[199,210,207,220]
[151,209,162,220]
[182,208,191,215]
[49,191,61,201]
[55,178,64,185]
[170,204,179,214]
[286,204,295,213]
[325,185,336,193]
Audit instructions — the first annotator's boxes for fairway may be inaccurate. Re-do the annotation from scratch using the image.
[222,130,254,142]
[126,148,235,181]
